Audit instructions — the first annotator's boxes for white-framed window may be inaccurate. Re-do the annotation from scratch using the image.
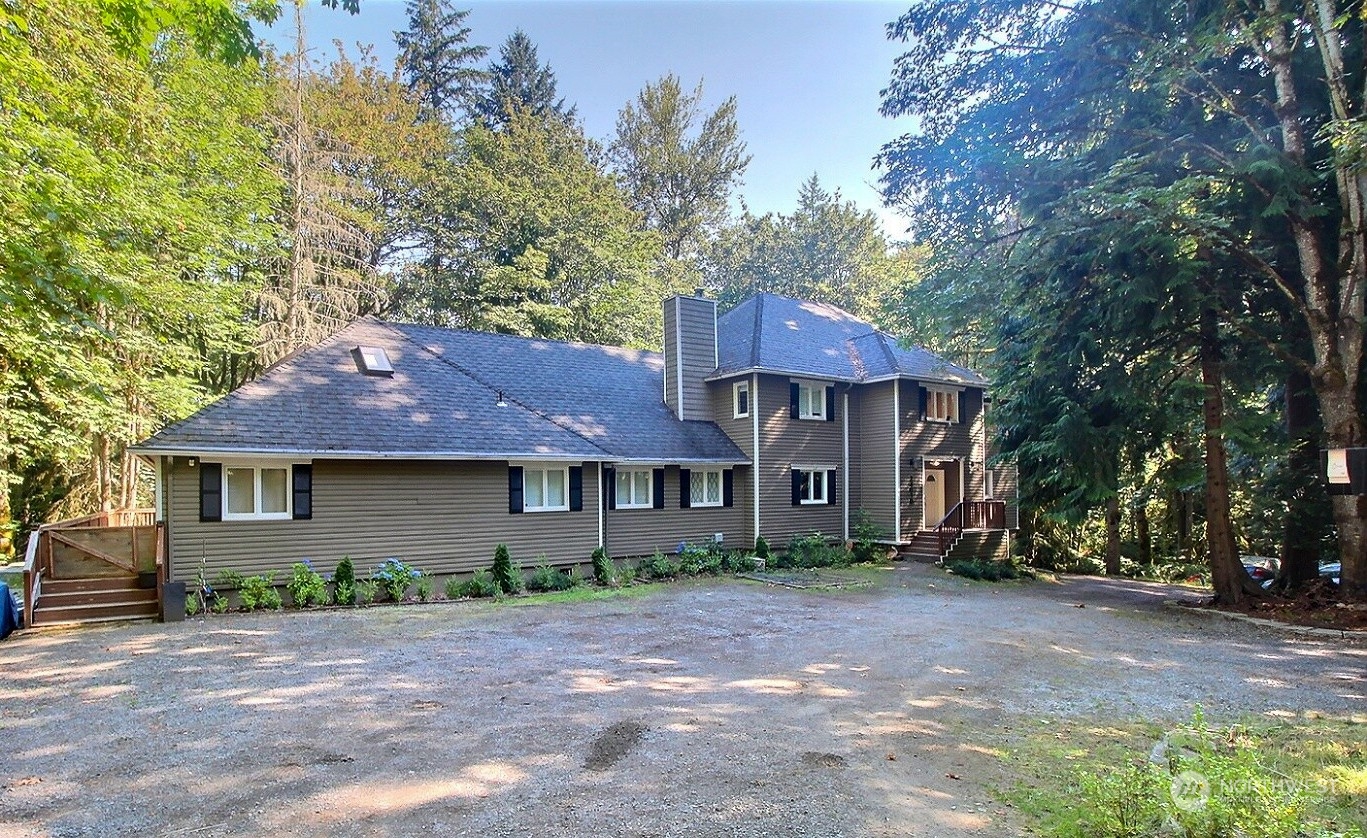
[926,388,960,423]
[796,380,826,420]
[690,468,723,507]
[733,380,750,419]
[223,464,292,520]
[796,468,827,505]
[524,466,569,512]
[615,468,653,509]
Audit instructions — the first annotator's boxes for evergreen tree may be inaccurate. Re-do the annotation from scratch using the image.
[471,30,574,129]
[394,0,487,122]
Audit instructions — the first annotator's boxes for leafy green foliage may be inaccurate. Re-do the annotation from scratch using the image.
[238,573,280,611]
[286,561,328,607]
[946,559,1027,582]
[415,576,433,602]
[333,557,356,604]
[771,533,851,570]
[394,0,488,121]
[372,557,421,602]
[452,570,497,599]
[591,546,614,586]
[637,551,680,581]
[354,579,378,606]
[753,536,770,561]
[471,30,573,129]
[526,563,577,593]
[490,544,517,595]
[850,509,888,564]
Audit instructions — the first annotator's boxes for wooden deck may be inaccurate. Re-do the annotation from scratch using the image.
[22,509,164,627]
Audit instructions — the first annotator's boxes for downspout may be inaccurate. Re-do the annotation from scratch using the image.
[752,372,760,544]
[154,456,165,524]
[892,380,901,542]
[842,388,850,541]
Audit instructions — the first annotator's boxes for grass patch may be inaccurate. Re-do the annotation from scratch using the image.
[995,713,1367,838]
[501,581,660,607]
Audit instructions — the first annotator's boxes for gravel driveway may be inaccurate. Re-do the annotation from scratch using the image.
[2,566,1363,837]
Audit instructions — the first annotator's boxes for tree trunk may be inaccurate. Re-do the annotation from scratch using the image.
[1201,308,1257,604]
[1279,367,1321,588]
[1135,498,1152,566]
[1104,495,1122,575]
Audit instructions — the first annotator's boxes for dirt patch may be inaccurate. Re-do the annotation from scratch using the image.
[1205,581,1367,631]
[801,751,848,769]
[584,720,647,770]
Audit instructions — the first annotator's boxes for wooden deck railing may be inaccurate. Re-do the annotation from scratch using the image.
[21,509,161,626]
[933,500,1007,557]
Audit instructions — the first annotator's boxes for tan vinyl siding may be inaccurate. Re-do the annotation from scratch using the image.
[605,465,747,556]
[166,458,600,580]
[663,302,679,416]
[994,462,1020,529]
[855,381,897,537]
[901,385,986,535]
[756,373,842,543]
[663,295,717,421]
[708,376,755,543]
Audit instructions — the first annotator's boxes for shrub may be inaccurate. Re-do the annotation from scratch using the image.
[373,557,421,602]
[615,560,637,586]
[754,535,771,560]
[238,573,279,610]
[443,576,463,599]
[638,551,680,580]
[527,563,577,592]
[286,561,328,608]
[355,579,379,605]
[677,543,711,575]
[851,509,888,564]
[947,558,1026,581]
[721,551,757,573]
[415,576,433,601]
[214,569,245,591]
[460,570,498,598]
[185,596,201,617]
[773,533,850,569]
[491,544,519,594]
[333,556,356,604]
[210,593,230,614]
[591,547,614,586]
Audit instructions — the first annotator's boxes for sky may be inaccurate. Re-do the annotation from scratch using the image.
[269,0,917,238]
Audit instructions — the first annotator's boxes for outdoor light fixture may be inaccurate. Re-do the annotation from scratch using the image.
[495,390,508,407]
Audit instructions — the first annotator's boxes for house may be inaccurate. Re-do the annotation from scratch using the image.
[121,291,1014,589]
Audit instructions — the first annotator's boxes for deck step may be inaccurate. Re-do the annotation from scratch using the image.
[30,600,158,626]
[30,574,158,627]
[43,576,146,595]
[38,588,157,608]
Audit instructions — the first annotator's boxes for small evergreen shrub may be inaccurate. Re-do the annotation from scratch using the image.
[754,535,771,561]
[591,546,614,586]
[526,563,577,592]
[333,556,356,604]
[851,509,888,564]
[185,595,201,617]
[773,533,851,569]
[638,551,680,580]
[238,573,279,610]
[443,575,465,600]
[460,570,498,598]
[286,561,327,607]
[491,544,518,594]
[373,557,420,602]
[210,593,230,614]
[615,560,637,585]
[415,576,433,601]
[214,569,245,591]
[721,551,757,573]
[355,579,379,605]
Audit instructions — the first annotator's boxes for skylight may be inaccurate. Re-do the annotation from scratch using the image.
[353,345,394,376]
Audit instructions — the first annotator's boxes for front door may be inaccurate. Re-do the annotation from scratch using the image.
[924,468,945,527]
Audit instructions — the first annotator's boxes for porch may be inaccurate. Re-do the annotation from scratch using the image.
[898,500,1009,563]
[22,509,165,627]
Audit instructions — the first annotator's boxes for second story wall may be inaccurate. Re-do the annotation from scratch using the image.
[756,372,843,543]
[663,293,717,421]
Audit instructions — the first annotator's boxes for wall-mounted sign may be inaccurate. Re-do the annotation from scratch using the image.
[1323,448,1367,495]
[1327,449,1350,484]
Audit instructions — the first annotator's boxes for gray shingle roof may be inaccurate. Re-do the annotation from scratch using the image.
[713,292,987,386]
[131,319,747,464]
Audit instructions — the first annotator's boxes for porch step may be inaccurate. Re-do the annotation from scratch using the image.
[30,576,158,627]
[898,531,947,563]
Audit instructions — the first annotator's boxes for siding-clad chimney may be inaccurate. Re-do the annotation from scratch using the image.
[663,291,717,421]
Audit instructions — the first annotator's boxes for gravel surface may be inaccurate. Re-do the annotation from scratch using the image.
[2,566,1363,837]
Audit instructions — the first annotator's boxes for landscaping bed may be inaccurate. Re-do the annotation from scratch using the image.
[1205,581,1367,632]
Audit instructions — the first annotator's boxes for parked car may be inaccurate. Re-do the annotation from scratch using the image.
[1242,556,1279,590]
[1320,562,1341,586]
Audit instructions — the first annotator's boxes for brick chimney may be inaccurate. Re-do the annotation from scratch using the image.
[663,290,717,421]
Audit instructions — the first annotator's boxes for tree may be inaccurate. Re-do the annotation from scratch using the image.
[390,105,667,348]
[707,175,909,324]
[394,0,487,122]
[471,29,574,129]
[878,0,1365,599]
[609,74,750,260]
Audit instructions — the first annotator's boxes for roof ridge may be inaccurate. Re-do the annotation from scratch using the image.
[388,319,659,358]
[387,324,618,459]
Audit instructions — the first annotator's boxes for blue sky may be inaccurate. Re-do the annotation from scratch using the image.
[272,1,915,238]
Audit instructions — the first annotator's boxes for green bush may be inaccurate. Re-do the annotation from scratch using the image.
[615,560,637,586]
[947,558,1026,581]
[214,569,245,591]
[415,576,433,601]
[754,535,771,560]
[721,551,757,573]
[185,595,201,617]
[638,551,680,580]
[238,573,279,610]
[373,557,420,602]
[210,593,230,614]
[355,578,379,605]
[286,561,327,607]
[526,563,577,592]
[459,570,498,598]
[591,546,614,586]
[491,544,519,594]
[333,556,356,604]
[443,575,464,599]
[851,509,888,564]
[773,533,850,569]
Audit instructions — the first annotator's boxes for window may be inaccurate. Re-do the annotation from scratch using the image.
[926,388,960,423]
[797,381,826,420]
[733,381,750,419]
[690,469,723,507]
[223,464,292,520]
[615,469,653,509]
[796,468,827,505]
[352,345,394,376]
[524,466,569,512]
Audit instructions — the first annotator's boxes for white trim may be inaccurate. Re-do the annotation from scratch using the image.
[842,390,850,540]
[958,456,965,512]
[924,386,961,423]
[794,467,829,505]
[792,463,838,471]
[712,299,719,370]
[222,462,293,521]
[674,296,685,419]
[703,366,991,388]
[733,380,750,419]
[792,378,828,420]
[892,379,902,542]
[751,373,760,542]
[597,462,605,549]
[132,448,750,466]
[522,464,571,513]
[154,456,165,524]
[614,468,654,509]
[688,467,725,508]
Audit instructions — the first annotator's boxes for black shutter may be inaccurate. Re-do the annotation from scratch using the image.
[199,462,222,523]
[569,466,584,511]
[826,469,838,506]
[958,390,967,424]
[790,382,800,419]
[604,467,616,510]
[791,469,802,506]
[508,466,524,514]
[918,385,928,420]
[652,468,665,509]
[722,469,734,508]
[292,464,313,520]
[679,468,692,509]
[825,386,836,422]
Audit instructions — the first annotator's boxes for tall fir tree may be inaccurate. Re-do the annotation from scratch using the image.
[472,29,574,129]
[394,0,487,123]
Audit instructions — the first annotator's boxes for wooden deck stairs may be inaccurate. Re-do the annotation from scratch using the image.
[897,500,1010,564]
[22,510,164,628]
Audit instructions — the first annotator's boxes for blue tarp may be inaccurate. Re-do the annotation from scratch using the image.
[0,581,19,640]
